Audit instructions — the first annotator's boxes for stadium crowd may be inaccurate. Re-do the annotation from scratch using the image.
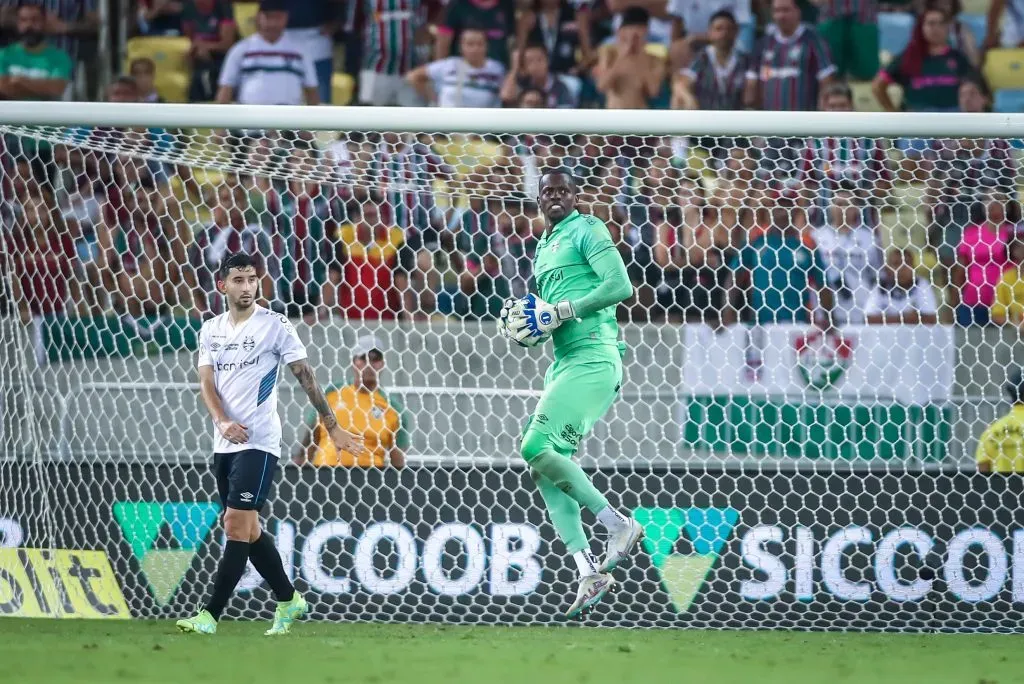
[2,0,1024,341]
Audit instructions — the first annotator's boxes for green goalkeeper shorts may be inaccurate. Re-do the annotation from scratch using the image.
[522,344,624,455]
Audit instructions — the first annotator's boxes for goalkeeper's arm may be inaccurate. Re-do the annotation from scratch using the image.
[570,246,633,317]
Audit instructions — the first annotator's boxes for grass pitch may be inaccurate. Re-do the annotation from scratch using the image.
[1,619,1022,684]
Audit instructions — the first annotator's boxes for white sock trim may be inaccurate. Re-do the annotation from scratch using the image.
[596,505,628,533]
[572,550,598,577]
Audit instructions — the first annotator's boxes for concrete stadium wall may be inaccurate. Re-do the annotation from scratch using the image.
[2,317,1021,466]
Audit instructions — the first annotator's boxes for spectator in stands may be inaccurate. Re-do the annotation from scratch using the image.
[268,166,334,323]
[930,0,980,66]
[324,201,404,320]
[812,185,883,325]
[951,193,1014,327]
[96,168,181,335]
[871,6,973,113]
[926,79,1011,262]
[1,0,98,84]
[350,0,425,106]
[744,0,835,111]
[500,42,578,107]
[595,7,666,109]
[864,247,939,324]
[990,238,1024,330]
[436,0,517,66]
[669,0,751,71]
[798,83,892,219]
[293,336,408,469]
[216,0,318,105]
[408,27,505,107]
[6,195,74,327]
[816,0,879,81]
[671,9,750,110]
[983,0,1024,54]
[974,367,1024,474]
[284,0,341,104]
[369,132,453,233]
[0,3,71,101]
[184,0,237,102]
[516,0,591,74]
[129,57,161,103]
[603,0,682,52]
[186,183,275,315]
[654,204,732,325]
[137,0,184,36]
[723,188,835,327]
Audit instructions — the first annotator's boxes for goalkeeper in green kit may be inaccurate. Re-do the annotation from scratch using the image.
[500,169,644,617]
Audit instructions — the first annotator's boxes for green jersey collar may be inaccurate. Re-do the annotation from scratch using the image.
[547,209,579,237]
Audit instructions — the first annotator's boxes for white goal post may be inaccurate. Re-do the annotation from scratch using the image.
[1,102,1024,630]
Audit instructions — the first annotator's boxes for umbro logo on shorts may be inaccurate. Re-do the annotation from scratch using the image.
[240,492,253,501]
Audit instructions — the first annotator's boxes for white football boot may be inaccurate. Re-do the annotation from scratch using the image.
[599,518,645,573]
[565,573,615,618]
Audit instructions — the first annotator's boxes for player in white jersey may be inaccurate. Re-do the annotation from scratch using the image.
[176,253,364,637]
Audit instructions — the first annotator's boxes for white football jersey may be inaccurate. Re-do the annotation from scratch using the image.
[197,306,308,457]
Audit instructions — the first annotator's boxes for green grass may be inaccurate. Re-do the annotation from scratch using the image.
[1,619,1022,684]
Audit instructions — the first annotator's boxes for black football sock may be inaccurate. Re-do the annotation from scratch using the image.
[249,532,295,602]
[204,539,250,620]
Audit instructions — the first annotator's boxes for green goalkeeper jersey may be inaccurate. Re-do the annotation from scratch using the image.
[534,210,621,355]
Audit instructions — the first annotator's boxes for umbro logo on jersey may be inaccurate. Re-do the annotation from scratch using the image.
[371,406,384,419]
[243,336,256,352]
[210,342,222,351]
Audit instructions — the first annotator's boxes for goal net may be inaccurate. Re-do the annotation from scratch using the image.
[1,104,1023,631]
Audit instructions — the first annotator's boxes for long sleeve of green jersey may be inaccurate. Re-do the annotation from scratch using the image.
[569,219,632,318]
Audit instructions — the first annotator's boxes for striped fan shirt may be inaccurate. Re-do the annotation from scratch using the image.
[747,23,836,111]
[372,137,452,229]
[217,33,318,105]
[347,0,424,75]
[816,0,878,23]
[267,186,333,302]
[425,56,505,108]
[682,45,752,110]
[797,136,891,205]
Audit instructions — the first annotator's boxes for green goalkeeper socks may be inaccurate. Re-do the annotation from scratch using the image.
[525,449,610,515]
[532,468,588,554]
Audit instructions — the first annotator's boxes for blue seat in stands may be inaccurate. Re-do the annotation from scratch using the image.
[879,13,914,57]
[995,88,1024,113]
[958,13,987,47]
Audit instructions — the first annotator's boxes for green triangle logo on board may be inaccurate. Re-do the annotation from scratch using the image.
[113,502,221,606]
[634,507,739,613]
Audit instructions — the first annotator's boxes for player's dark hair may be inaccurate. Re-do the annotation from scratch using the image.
[218,252,260,280]
[620,7,650,28]
[539,167,578,190]
[1006,368,1024,404]
[709,9,738,26]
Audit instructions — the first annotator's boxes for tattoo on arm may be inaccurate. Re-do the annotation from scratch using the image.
[289,361,338,430]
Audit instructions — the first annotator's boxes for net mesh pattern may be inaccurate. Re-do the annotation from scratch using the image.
[1,120,1023,630]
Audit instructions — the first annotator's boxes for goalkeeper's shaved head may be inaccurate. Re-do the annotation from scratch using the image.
[538,167,578,224]
[539,168,578,192]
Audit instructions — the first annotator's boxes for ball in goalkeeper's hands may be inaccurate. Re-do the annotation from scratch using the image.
[499,297,550,348]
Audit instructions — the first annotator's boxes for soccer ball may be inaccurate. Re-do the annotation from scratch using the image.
[499,298,550,348]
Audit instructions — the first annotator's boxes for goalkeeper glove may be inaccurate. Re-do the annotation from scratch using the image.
[518,293,575,337]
